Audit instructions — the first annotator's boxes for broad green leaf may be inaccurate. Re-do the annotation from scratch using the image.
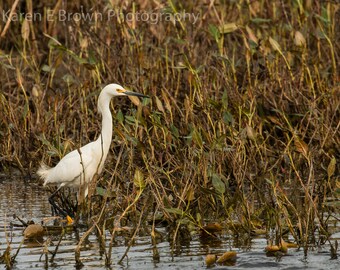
[208,24,220,40]
[223,111,233,124]
[170,124,179,139]
[219,23,238,34]
[133,169,145,189]
[96,187,106,196]
[142,96,151,105]
[212,173,225,194]
[96,187,115,198]
[125,115,136,124]
[116,109,124,123]
[88,50,97,65]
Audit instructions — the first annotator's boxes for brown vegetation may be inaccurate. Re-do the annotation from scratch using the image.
[0,0,339,264]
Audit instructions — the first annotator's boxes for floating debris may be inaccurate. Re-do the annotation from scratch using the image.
[265,238,289,256]
[205,254,216,267]
[200,223,223,237]
[24,224,44,239]
[216,251,237,265]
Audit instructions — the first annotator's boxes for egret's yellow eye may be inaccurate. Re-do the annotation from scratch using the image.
[116,89,125,93]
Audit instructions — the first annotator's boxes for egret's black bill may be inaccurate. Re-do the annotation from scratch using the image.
[125,91,149,98]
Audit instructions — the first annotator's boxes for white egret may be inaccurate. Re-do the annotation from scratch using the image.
[37,83,148,216]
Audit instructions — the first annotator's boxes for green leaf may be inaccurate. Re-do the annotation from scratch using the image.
[62,74,75,84]
[96,187,115,198]
[22,103,29,118]
[323,200,340,207]
[133,169,145,189]
[126,135,138,146]
[223,111,233,124]
[70,53,88,65]
[222,89,228,109]
[88,50,98,65]
[178,217,190,225]
[154,112,165,126]
[219,22,238,34]
[196,213,202,224]
[0,60,15,70]
[41,64,52,73]
[250,18,271,23]
[212,173,225,194]
[48,38,63,48]
[37,135,59,155]
[164,208,184,216]
[116,109,124,123]
[172,38,186,45]
[96,187,106,196]
[208,24,220,40]
[327,157,336,178]
[125,115,136,125]
[170,124,179,139]
[192,128,203,148]
[142,97,151,106]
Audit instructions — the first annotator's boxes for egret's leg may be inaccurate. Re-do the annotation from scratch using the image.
[48,188,69,217]
[59,191,77,217]
[48,188,59,215]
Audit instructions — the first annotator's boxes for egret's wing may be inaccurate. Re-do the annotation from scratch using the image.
[45,142,98,185]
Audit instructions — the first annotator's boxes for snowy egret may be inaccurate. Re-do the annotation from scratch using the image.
[37,83,148,216]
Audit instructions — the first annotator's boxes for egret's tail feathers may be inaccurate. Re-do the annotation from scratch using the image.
[37,163,51,186]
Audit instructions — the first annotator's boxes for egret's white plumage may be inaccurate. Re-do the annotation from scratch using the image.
[37,83,148,198]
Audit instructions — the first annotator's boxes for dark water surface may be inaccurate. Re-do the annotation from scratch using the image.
[0,176,339,269]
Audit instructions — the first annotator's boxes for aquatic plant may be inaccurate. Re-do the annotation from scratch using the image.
[0,0,339,266]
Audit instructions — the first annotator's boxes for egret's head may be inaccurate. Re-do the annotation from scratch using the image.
[105,83,148,98]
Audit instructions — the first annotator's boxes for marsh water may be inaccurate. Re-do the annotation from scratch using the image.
[0,175,339,270]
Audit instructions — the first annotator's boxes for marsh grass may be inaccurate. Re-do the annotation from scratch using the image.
[0,0,339,265]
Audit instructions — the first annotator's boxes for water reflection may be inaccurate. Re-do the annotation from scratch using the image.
[0,177,339,270]
[0,177,51,221]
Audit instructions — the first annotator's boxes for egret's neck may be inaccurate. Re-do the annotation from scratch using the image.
[97,91,113,159]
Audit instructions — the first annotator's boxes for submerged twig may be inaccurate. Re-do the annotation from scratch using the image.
[50,227,66,263]
[117,204,145,264]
